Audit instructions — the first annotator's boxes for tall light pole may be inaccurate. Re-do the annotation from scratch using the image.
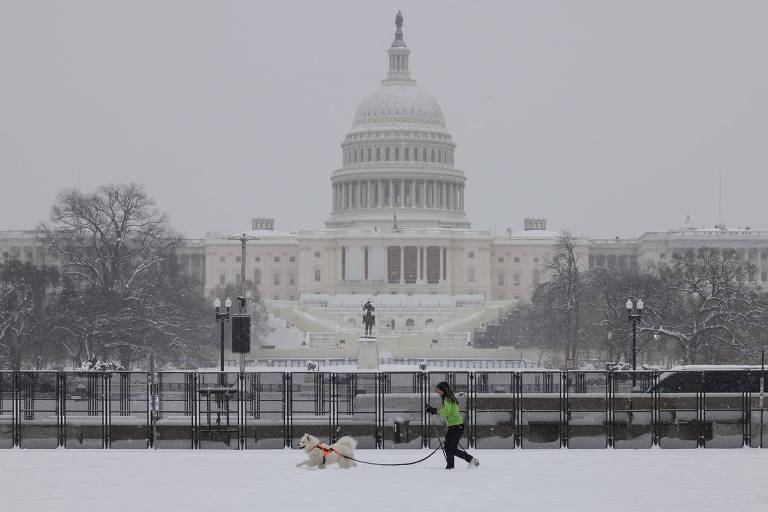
[626,298,644,386]
[214,296,232,372]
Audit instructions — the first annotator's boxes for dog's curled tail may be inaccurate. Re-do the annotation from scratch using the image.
[336,436,358,450]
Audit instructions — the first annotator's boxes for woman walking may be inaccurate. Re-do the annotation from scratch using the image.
[426,381,480,469]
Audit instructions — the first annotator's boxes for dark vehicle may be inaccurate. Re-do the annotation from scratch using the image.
[647,365,766,393]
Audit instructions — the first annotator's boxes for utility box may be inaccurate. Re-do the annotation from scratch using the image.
[232,315,251,353]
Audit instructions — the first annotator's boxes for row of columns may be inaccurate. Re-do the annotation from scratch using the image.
[332,179,464,212]
[390,245,448,285]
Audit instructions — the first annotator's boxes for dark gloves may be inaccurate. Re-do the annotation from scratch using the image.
[425,403,437,415]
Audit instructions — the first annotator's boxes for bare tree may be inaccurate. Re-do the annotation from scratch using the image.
[40,184,208,367]
[0,261,59,370]
[585,264,670,364]
[646,249,762,364]
[543,231,586,367]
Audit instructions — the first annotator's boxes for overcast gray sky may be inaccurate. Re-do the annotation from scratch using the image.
[2,1,766,238]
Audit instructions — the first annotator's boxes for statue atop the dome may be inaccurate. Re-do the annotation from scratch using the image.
[395,10,403,30]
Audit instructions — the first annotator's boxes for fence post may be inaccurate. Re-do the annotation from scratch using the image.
[58,372,65,447]
[13,372,19,447]
[284,372,292,448]
[468,372,476,448]
[104,373,110,449]
[561,371,568,448]
[606,371,613,448]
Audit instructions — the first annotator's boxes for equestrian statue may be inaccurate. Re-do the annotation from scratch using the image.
[362,299,376,337]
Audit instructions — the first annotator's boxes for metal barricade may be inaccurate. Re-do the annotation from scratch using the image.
[16,371,61,448]
[0,371,14,448]
[519,370,565,448]
[427,372,472,448]
[287,372,333,447]
[62,372,107,448]
[107,372,150,449]
[473,372,516,448]
[196,372,241,449]
[337,372,380,449]
[0,369,764,450]
[243,372,286,448]
[381,372,426,449]
[155,372,196,448]
[566,371,609,448]
[610,371,656,448]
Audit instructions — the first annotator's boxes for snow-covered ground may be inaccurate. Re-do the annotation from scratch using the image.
[1,449,766,512]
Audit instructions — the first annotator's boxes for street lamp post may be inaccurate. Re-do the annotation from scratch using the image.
[626,298,644,386]
[214,296,232,372]
[238,233,246,373]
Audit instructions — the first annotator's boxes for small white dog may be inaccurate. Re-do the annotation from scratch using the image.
[296,433,358,469]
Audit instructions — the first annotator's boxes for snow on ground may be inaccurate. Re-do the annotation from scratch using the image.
[1,449,767,512]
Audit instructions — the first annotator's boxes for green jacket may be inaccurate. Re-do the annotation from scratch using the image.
[436,399,464,426]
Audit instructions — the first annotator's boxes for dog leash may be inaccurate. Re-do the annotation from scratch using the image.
[337,416,448,467]
[339,446,442,466]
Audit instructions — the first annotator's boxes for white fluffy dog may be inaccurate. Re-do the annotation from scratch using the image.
[296,433,358,469]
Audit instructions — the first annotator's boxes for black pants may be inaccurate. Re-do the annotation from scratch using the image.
[443,424,472,468]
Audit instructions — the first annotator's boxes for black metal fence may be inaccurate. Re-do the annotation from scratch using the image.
[0,369,765,449]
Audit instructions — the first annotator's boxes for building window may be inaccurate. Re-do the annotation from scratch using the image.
[315,251,321,258]
[498,273,504,286]
[513,273,520,286]
[289,256,295,263]
[219,255,226,262]
[405,147,409,161]
[273,273,280,286]
[219,273,226,285]
[376,148,381,161]
[289,273,295,286]
[762,271,767,282]
[274,256,280,263]
[533,257,539,263]
[423,148,427,161]
[404,246,417,284]
[514,257,520,263]
[367,148,372,161]
[431,149,435,162]
[395,147,399,161]
[467,268,475,282]
[387,246,401,284]
[253,269,261,285]
[761,249,768,260]
[255,256,260,262]
[314,268,321,282]
[273,295,280,300]
[532,269,540,286]
[414,147,419,161]
[426,246,440,284]
[235,256,241,262]
[385,147,390,161]
[468,251,474,258]
[498,256,504,263]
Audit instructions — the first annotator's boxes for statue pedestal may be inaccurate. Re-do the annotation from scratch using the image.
[357,336,379,370]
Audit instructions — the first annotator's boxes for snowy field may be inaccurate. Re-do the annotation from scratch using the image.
[1,449,766,512]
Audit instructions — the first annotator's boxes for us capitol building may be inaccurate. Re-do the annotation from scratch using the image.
[3,13,767,367]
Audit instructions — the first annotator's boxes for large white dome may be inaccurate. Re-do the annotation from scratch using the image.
[326,12,469,230]
[352,82,446,129]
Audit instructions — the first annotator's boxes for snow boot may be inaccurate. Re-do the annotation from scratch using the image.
[467,457,480,468]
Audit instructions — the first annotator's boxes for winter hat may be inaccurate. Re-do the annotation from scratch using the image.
[436,381,451,392]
